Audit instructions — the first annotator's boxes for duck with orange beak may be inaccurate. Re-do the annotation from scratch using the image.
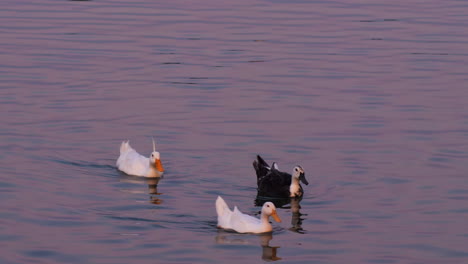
[216,196,281,233]
[116,138,165,177]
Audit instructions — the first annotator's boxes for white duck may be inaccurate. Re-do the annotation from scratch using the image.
[116,139,164,177]
[216,196,281,234]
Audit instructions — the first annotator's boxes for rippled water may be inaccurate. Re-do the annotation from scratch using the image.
[1,0,468,263]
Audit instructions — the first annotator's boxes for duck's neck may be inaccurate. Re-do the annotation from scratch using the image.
[261,213,270,225]
[147,163,161,177]
[289,177,300,197]
[260,213,272,232]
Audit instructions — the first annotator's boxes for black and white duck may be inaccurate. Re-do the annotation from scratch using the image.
[253,155,309,198]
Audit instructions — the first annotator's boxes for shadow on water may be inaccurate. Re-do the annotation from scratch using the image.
[285,198,306,234]
[118,174,163,205]
[215,231,281,262]
[255,195,302,208]
[147,177,162,205]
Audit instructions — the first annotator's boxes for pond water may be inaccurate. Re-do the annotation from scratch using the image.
[1,0,468,263]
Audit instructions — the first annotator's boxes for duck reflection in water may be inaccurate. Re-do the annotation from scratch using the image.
[118,174,163,205]
[288,197,305,233]
[215,232,281,261]
[146,177,162,205]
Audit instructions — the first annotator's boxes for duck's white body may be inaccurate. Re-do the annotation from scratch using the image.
[216,196,281,234]
[116,140,164,177]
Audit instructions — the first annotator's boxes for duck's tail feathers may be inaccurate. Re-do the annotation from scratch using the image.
[256,155,269,168]
[272,162,279,170]
[216,196,230,217]
[120,140,132,154]
[253,155,270,180]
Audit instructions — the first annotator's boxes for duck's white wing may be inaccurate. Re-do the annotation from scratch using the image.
[216,196,234,228]
[229,206,262,233]
[216,196,271,233]
[117,143,149,176]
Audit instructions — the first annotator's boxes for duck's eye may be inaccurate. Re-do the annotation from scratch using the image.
[266,204,270,207]
[295,168,298,172]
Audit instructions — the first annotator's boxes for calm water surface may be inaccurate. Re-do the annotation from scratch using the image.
[1,0,468,263]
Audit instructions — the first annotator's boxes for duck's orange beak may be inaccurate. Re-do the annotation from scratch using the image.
[271,209,281,223]
[155,159,164,172]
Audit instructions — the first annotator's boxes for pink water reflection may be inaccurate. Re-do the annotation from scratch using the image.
[1,0,468,263]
